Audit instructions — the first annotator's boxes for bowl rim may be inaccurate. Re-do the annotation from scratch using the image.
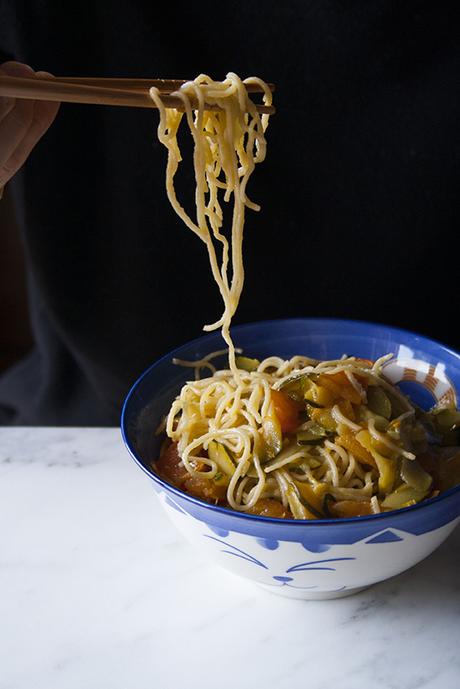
[121,316,460,527]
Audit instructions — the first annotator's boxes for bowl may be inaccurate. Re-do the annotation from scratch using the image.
[121,319,460,599]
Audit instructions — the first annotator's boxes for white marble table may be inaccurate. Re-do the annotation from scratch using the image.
[1,427,459,689]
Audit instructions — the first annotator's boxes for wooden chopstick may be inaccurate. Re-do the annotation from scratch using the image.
[0,75,275,114]
[54,77,276,94]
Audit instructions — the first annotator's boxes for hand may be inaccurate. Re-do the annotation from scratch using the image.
[0,61,60,195]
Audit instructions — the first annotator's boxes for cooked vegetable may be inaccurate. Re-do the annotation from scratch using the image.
[271,389,301,434]
[309,406,337,432]
[262,403,283,459]
[432,407,460,430]
[297,422,330,445]
[382,484,429,510]
[208,441,235,476]
[279,373,311,402]
[305,381,335,407]
[432,407,460,445]
[322,493,337,518]
[318,371,363,405]
[356,429,397,493]
[293,480,324,515]
[157,351,460,520]
[400,457,432,492]
[418,447,460,491]
[157,442,227,501]
[329,499,373,518]
[336,432,376,467]
[235,355,260,372]
[367,385,392,419]
[246,499,291,518]
[359,406,389,431]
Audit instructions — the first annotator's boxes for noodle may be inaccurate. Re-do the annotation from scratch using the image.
[157,351,457,518]
[150,73,272,375]
[151,74,460,520]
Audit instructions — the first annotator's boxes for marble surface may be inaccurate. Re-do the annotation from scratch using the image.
[1,427,460,689]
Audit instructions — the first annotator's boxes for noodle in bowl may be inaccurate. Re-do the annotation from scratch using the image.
[121,319,460,599]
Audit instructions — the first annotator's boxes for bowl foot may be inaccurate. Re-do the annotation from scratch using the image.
[257,583,371,600]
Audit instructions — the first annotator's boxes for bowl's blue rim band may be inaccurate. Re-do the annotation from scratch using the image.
[125,316,460,381]
[121,317,460,527]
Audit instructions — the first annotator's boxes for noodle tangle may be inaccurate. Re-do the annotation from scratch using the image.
[150,73,272,374]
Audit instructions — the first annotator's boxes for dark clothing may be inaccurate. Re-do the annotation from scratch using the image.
[0,1,459,425]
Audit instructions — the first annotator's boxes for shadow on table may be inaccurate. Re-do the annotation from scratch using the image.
[366,524,460,612]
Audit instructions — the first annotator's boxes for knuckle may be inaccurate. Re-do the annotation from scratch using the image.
[0,61,34,76]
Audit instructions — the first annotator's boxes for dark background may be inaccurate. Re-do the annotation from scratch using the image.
[0,0,459,424]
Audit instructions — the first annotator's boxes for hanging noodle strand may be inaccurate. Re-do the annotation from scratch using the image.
[150,73,272,375]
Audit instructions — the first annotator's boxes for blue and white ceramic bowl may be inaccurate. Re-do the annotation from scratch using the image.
[121,319,460,599]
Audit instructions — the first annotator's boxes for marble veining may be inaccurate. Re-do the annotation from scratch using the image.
[1,427,460,689]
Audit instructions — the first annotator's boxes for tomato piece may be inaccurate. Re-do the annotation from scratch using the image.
[182,474,227,502]
[155,442,189,485]
[156,442,226,502]
[247,498,292,518]
[271,389,301,434]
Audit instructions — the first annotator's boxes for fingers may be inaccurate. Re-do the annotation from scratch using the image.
[0,99,35,169]
[2,101,59,182]
[0,61,34,130]
[0,95,15,123]
[34,71,60,127]
[0,62,60,188]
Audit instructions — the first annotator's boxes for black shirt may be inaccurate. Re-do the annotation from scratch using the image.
[0,0,459,425]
